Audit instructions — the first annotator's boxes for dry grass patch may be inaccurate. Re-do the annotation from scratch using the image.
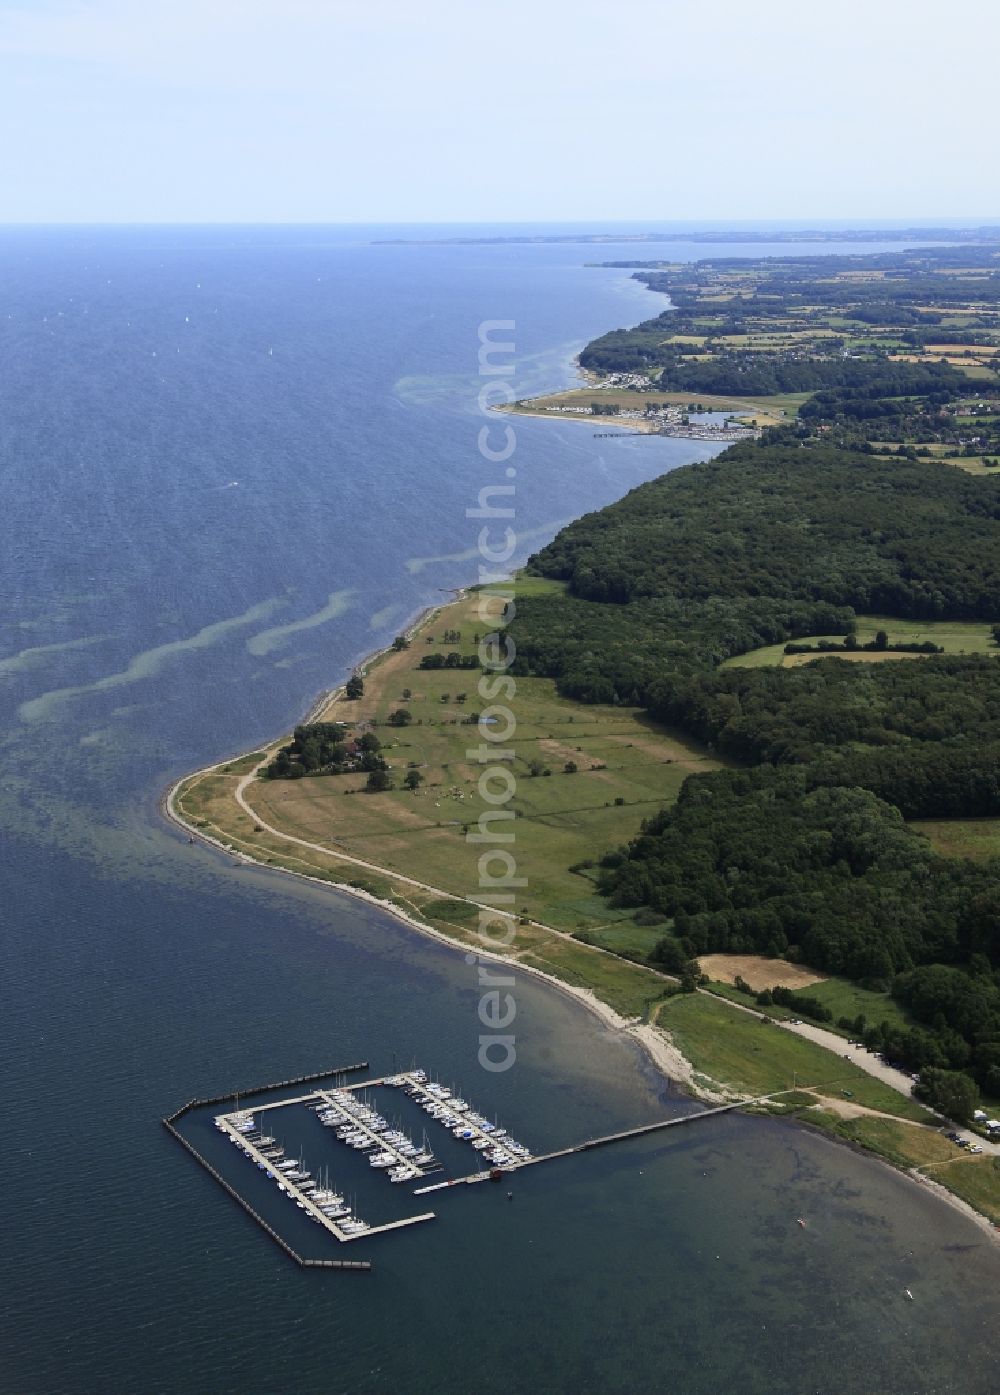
[699,954,826,991]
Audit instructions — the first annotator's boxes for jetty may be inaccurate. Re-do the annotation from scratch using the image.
[413,1098,746,1193]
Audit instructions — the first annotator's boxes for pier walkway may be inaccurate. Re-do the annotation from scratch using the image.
[401,1075,515,1159]
[217,1115,355,1240]
[414,1098,749,1194]
[249,1076,389,1114]
[217,1110,437,1243]
[314,1087,429,1176]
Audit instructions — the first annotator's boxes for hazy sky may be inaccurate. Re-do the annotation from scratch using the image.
[1,0,997,224]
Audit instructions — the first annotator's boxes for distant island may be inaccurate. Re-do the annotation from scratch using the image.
[373,227,1000,246]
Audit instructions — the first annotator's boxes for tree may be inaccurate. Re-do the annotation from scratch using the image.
[564,760,578,773]
[388,708,413,727]
[345,675,364,699]
[404,770,423,791]
[366,768,393,793]
[358,732,381,752]
[392,635,410,650]
[650,936,688,975]
[402,688,412,700]
[915,1067,979,1124]
[679,961,701,993]
[873,629,889,651]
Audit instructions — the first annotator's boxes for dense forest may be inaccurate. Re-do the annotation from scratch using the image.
[529,443,1000,614]
[511,244,1000,1103]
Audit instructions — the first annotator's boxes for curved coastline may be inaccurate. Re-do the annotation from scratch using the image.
[160,311,1000,1245]
[159,605,1000,1249]
[161,587,707,1097]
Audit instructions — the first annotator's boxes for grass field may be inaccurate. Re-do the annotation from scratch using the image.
[578,920,668,960]
[925,1156,1000,1224]
[911,818,1000,861]
[656,994,930,1119]
[807,1111,962,1169]
[233,582,725,936]
[697,952,911,1034]
[792,978,911,1033]
[723,615,997,669]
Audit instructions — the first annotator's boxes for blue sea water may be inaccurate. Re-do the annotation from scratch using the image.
[1,225,998,1395]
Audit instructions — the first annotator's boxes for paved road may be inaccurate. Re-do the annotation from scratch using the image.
[779,1018,1000,1155]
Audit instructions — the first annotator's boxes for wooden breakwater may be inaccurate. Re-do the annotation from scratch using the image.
[161,1062,373,1270]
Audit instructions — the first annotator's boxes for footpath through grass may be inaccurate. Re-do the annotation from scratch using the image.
[244,581,725,935]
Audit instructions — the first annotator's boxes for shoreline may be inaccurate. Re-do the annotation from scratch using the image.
[162,587,716,1104]
[502,404,657,434]
[161,589,1000,1247]
[163,773,707,1103]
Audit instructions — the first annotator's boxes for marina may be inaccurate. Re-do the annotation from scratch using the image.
[169,1064,756,1264]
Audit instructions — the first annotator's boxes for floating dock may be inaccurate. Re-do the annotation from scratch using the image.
[162,1061,375,1270]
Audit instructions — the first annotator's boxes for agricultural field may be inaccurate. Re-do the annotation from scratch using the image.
[698,954,823,992]
[723,615,998,669]
[869,442,1000,476]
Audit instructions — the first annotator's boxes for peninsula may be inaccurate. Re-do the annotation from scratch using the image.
[171,240,1000,1234]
